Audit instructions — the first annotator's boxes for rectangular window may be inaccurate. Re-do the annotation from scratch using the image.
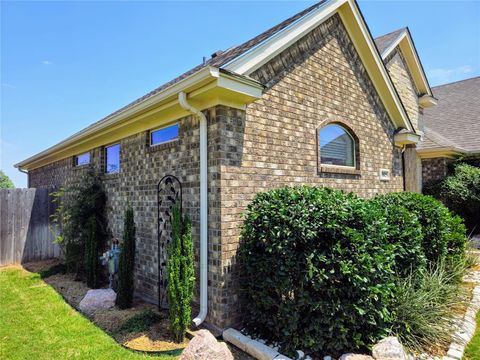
[74,152,90,167]
[150,124,179,146]
[105,144,120,174]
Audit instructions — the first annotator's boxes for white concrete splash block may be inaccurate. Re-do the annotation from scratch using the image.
[223,328,292,360]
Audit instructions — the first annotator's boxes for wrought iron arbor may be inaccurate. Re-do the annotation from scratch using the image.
[157,175,182,310]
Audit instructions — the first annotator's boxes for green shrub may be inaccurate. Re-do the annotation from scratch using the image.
[167,205,194,343]
[445,214,467,266]
[425,163,480,234]
[373,192,452,265]
[114,310,162,334]
[391,262,467,352]
[84,216,100,288]
[116,207,136,309]
[239,186,397,356]
[369,200,426,277]
[50,170,106,278]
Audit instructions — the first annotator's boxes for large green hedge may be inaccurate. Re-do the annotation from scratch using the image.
[239,187,396,355]
[373,192,466,266]
[239,187,467,356]
[369,200,426,277]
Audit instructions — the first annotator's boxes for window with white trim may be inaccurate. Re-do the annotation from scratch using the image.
[150,123,179,146]
[74,152,90,167]
[105,144,120,174]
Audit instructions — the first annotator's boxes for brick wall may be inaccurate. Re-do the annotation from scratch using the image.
[28,14,408,330]
[29,112,228,326]
[215,14,404,328]
[422,157,453,185]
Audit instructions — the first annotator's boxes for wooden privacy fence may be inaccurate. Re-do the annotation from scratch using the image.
[0,188,61,266]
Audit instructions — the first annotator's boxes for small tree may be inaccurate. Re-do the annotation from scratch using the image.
[84,216,100,288]
[116,206,136,309]
[167,205,194,342]
[0,170,14,189]
[49,170,106,278]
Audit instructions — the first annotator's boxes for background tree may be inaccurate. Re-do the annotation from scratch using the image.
[0,170,14,189]
[116,206,136,309]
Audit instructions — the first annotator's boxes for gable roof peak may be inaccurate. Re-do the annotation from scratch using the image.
[374,27,407,55]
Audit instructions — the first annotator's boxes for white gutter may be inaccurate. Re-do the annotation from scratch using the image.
[178,91,208,326]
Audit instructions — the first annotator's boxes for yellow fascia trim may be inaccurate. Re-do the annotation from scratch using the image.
[16,69,263,171]
[417,148,464,159]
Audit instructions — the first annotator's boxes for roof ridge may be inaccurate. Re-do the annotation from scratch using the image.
[374,26,407,40]
[432,75,480,89]
[423,126,463,149]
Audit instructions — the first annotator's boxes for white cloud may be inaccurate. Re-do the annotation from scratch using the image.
[427,65,473,85]
[42,60,53,65]
[1,83,15,89]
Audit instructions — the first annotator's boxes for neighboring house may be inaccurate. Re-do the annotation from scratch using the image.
[417,77,480,185]
[15,0,438,329]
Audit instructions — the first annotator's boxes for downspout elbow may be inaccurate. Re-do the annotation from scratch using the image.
[18,168,29,188]
[178,91,208,327]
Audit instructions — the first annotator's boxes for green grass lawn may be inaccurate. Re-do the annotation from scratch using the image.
[464,309,480,360]
[0,266,176,360]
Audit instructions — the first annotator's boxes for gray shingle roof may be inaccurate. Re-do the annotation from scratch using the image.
[374,27,406,55]
[418,77,480,153]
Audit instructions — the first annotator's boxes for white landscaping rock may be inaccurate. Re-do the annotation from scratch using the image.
[78,288,116,314]
[339,354,374,360]
[181,329,233,360]
[372,336,407,360]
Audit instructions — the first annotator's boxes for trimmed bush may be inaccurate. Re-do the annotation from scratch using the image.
[116,207,136,309]
[369,200,426,277]
[239,186,397,356]
[167,205,194,342]
[84,216,100,288]
[374,192,467,267]
[372,192,452,265]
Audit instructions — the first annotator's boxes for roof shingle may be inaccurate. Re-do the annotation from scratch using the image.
[418,77,480,153]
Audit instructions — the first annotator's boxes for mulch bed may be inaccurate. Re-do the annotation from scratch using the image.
[22,259,253,359]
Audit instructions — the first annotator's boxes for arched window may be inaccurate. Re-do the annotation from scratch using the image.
[319,123,356,167]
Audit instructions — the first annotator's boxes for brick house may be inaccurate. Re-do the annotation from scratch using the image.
[15,0,438,329]
[417,77,480,185]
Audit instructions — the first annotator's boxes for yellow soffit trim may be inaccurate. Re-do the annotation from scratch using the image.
[15,69,263,171]
[417,147,464,159]
[222,0,413,131]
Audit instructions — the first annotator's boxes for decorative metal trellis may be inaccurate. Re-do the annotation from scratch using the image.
[157,175,182,310]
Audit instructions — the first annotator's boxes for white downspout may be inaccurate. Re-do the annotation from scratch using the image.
[178,91,208,326]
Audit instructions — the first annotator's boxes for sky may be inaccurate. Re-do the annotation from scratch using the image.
[1,0,479,187]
